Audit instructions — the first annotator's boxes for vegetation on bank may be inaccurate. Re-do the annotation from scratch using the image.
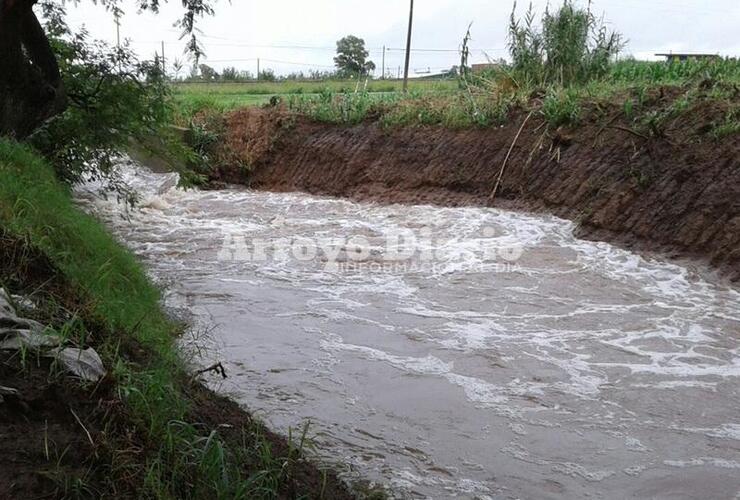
[176,1,739,138]
[275,57,739,131]
[171,79,457,123]
[0,140,358,499]
[178,57,739,136]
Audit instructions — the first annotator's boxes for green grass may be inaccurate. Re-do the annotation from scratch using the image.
[177,93,273,108]
[174,78,457,97]
[0,139,339,499]
[0,141,169,354]
[173,93,273,125]
[172,78,459,119]
[286,59,740,128]
[173,60,740,143]
[710,107,740,139]
[542,87,582,127]
[608,58,740,85]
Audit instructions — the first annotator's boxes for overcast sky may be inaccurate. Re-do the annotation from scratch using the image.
[60,0,740,77]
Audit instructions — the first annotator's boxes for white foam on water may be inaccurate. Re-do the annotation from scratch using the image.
[75,159,740,499]
[664,457,740,469]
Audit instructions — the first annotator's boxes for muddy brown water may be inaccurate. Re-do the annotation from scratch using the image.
[77,162,740,499]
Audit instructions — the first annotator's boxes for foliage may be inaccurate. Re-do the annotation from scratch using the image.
[286,91,382,125]
[542,87,581,126]
[334,35,376,77]
[608,57,740,85]
[28,6,175,204]
[711,107,740,139]
[283,69,342,80]
[508,0,624,86]
[259,68,278,82]
[221,66,254,82]
[283,89,511,129]
[172,57,185,79]
[199,63,219,80]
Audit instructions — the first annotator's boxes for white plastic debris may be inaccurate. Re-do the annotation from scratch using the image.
[0,289,58,350]
[0,289,61,351]
[48,347,106,382]
[1,289,106,382]
[0,329,61,350]
[0,289,16,317]
[11,295,37,311]
[0,385,19,403]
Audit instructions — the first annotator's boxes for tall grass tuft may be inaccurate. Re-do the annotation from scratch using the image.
[508,0,624,87]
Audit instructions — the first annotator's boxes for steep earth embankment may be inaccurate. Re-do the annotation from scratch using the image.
[206,97,740,280]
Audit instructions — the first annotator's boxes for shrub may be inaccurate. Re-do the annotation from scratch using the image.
[508,1,624,87]
[542,88,581,126]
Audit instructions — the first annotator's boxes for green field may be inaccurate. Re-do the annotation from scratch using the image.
[173,59,740,134]
[172,78,459,111]
[175,78,458,96]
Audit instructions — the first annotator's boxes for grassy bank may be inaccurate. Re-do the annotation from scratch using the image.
[279,59,740,130]
[0,140,357,499]
[172,78,458,124]
[175,59,739,136]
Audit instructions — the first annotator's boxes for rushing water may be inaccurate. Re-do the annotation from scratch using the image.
[77,161,740,499]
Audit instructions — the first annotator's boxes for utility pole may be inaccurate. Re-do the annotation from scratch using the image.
[161,41,166,78]
[114,12,122,73]
[257,58,260,80]
[402,0,414,92]
[381,45,386,80]
[114,12,121,49]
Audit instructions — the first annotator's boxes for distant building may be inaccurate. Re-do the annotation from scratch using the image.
[655,53,721,62]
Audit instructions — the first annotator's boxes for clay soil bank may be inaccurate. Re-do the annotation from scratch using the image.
[205,102,740,281]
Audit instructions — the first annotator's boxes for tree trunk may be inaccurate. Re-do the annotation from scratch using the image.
[0,0,66,139]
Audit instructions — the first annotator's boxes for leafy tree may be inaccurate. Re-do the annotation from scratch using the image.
[199,63,219,80]
[28,7,175,203]
[0,0,215,139]
[221,66,239,80]
[334,35,375,77]
[258,69,277,81]
[220,67,254,82]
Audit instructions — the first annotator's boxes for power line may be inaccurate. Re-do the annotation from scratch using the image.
[594,0,730,16]
[133,39,507,55]
[160,28,509,54]
[203,57,336,68]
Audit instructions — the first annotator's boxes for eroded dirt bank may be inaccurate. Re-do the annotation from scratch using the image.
[205,99,740,279]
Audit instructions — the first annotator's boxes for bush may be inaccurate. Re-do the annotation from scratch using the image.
[508,1,624,87]
[542,88,581,126]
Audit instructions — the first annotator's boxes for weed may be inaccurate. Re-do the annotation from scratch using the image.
[711,107,740,139]
[639,90,695,137]
[542,88,582,127]
[508,0,624,87]
[623,99,634,120]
